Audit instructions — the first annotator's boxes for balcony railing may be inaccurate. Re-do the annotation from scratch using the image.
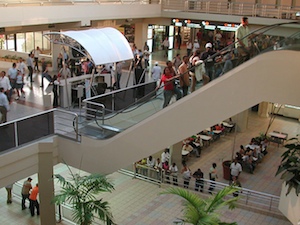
[162,0,300,20]
[0,108,80,154]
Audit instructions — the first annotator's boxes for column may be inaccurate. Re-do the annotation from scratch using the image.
[38,143,56,225]
[232,109,249,132]
[258,102,270,118]
[170,141,183,170]
[52,42,61,72]
[134,23,148,50]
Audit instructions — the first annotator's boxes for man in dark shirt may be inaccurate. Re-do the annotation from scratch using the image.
[193,168,204,192]
[200,43,216,81]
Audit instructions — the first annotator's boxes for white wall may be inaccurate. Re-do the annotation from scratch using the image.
[0,4,161,27]
[56,50,300,175]
[279,183,300,225]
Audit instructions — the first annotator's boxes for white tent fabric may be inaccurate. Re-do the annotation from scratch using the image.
[60,28,134,65]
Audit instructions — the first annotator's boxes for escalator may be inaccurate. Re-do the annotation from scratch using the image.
[59,22,300,174]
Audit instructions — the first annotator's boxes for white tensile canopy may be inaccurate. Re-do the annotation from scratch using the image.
[43,27,134,65]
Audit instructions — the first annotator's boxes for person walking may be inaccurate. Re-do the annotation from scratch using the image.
[5,183,13,204]
[29,183,40,216]
[21,177,32,210]
[0,71,11,103]
[26,53,34,83]
[33,46,41,72]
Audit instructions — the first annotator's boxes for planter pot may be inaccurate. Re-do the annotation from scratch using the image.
[222,160,231,180]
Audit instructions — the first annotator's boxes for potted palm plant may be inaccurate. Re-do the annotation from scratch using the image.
[53,166,115,225]
[276,136,300,196]
[161,186,239,225]
[276,136,300,225]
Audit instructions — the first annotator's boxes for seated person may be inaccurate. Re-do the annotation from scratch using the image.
[182,142,200,158]
[215,123,225,132]
[239,145,245,156]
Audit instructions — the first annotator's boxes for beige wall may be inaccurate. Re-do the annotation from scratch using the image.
[0,138,58,188]
[279,183,300,225]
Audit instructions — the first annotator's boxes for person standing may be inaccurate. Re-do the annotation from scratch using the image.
[186,39,192,57]
[52,75,60,108]
[181,162,191,188]
[41,58,48,88]
[0,87,9,123]
[235,16,250,65]
[172,53,182,72]
[151,62,161,84]
[169,162,178,185]
[15,70,25,100]
[230,158,242,180]
[231,176,242,197]
[178,55,190,97]
[162,37,170,58]
[33,46,41,72]
[192,39,200,53]
[193,168,204,192]
[26,53,34,83]
[0,71,11,102]
[208,163,218,194]
[156,62,181,108]
[115,61,122,90]
[176,33,182,49]
[21,177,32,210]
[200,43,216,81]
[7,63,18,100]
[5,183,13,204]
[29,183,40,217]
[161,148,170,167]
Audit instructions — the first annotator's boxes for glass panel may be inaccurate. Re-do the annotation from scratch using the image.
[26,32,34,53]
[0,34,6,50]
[17,112,54,145]
[0,123,16,152]
[34,32,43,50]
[16,33,25,52]
[42,30,51,53]
[6,34,15,51]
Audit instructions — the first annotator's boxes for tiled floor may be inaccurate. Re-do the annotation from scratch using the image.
[0,49,297,224]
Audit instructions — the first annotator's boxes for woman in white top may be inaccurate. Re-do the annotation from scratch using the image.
[181,162,191,188]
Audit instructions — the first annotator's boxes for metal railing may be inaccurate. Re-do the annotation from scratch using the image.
[0,0,299,20]
[119,166,281,214]
[0,0,154,7]
[0,108,80,153]
[162,0,300,20]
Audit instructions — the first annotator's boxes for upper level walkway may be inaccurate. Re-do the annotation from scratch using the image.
[0,0,299,28]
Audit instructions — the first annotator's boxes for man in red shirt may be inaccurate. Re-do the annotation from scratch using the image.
[29,183,39,217]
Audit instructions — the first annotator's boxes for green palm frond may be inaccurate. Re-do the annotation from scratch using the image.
[161,186,238,225]
[52,164,115,225]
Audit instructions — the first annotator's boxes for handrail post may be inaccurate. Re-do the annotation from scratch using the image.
[14,122,18,147]
[75,115,79,141]
[269,196,273,211]
[245,191,250,205]
[58,204,62,222]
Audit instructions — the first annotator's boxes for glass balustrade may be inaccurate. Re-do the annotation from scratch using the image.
[82,22,300,139]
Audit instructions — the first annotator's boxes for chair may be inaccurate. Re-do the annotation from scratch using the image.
[273,131,280,133]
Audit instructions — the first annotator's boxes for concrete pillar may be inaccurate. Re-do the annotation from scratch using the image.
[170,141,183,171]
[52,43,61,72]
[232,109,249,132]
[38,143,56,225]
[134,23,148,50]
[258,102,270,118]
